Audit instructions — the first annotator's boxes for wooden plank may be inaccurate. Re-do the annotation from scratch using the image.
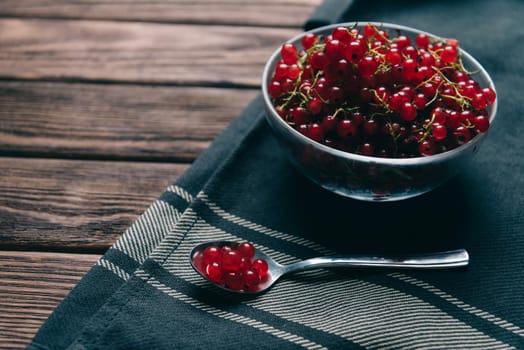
[0,157,189,251]
[0,19,299,86]
[0,251,100,349]
[0,81,258,161]
[0,0,321,28]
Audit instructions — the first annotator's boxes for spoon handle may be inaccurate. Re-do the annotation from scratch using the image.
[283,249,469,274]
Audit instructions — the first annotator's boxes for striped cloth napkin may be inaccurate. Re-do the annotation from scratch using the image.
[29,0,524,349]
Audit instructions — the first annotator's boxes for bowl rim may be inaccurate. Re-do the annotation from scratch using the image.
[262,21,498,166]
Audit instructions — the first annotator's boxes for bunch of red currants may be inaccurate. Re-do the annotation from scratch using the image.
[268,23,496,157]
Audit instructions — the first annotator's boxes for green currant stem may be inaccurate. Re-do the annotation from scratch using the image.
[370,89,392,112]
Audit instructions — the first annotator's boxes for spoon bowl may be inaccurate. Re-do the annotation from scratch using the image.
[190,241,469,294]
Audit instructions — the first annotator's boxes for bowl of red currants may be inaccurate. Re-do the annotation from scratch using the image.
[262,22,497,201]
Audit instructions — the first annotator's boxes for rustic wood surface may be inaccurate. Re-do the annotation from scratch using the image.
[0,82,258,161]
[0,1,319,348]
[0,0,318,27]
[0,252,99,348]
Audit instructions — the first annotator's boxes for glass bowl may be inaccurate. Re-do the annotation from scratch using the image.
[262,22,497,202]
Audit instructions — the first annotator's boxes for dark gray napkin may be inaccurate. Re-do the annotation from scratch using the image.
[29,0,524,349]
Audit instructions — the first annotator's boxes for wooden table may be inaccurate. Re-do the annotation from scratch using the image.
[0,1,321,347]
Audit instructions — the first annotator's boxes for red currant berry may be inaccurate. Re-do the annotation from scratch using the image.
[472,93,487,110]
[481,87,496,106]
[238,242,255,259]
[432,124,447,141]
[363,119,379,135]
[280,78,294,93]
[239,257,251,272]
[336,119,357,139]
[431,107,448,125]
[223,271,244,290]
[222,250,242,272]
[332,26,351,42]
[413,93,428,110]
[389,92,407,112]
[447,38,460,47]
[446,110,462,129]
[440,45,458,63]
[395,35,412,50]
[274,63,289,80]
[203,246,222,265]
[421,82,437,98]
[321,114,337,132]
[251,259,269,278]
[399,102,417,121]
[307,123,324,142]
[205,262,224,283]
[297,123,309,136]
[418,51,435,67]
[280,43,297,64]
[403,46,418,60]
[325,39,345,62]
[385,48,402,65]
[308,97,323,115]
[351,112,365,126]
[345,40,366,63]
[472,115,490,132]
[419,139,436,156]
[244,269,261,287]
[363,24,376,38]
[268,80,281,98]
[401,58,417,81]
[310,51,327,70]
[360,143,374,156]
[453,126,471,145]
[301,33,317,50]
[358,55,378,77]
[287,64,301,80]
[192,251,205,273]
[415,33,430,49]
[329,86,344,103]
[292,107,310,125]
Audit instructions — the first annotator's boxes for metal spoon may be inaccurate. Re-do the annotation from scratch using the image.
[190,241,469,294]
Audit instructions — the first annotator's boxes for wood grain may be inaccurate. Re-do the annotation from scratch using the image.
[0,81,258,161]
[0,0,321,28]
[0,19,299,86]
[0,251,100,349]
[0,157,189,252]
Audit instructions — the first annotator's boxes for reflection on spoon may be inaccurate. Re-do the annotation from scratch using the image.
[190,241,469,294]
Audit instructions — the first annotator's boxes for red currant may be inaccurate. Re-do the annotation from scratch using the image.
[222,250,242,272]
[280,43,297,64]
[472,115,490,132]
[301,33,317,50]
[400,102,417,121]
[415,33,430,49]
[251,259,269,278]
[244,269,261,287]
[203,246,222,265]
[440,45,458,63]
[238,242,255,259]
[223,271,244,290]
[205,262,224,283]
[432,124,447,141]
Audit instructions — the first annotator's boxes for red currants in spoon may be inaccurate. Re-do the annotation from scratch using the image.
[190,241,469,294]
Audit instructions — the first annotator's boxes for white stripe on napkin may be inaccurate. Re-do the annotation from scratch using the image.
[113,199,180,263]
[97,258,130,281]
[389,272,524,337]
